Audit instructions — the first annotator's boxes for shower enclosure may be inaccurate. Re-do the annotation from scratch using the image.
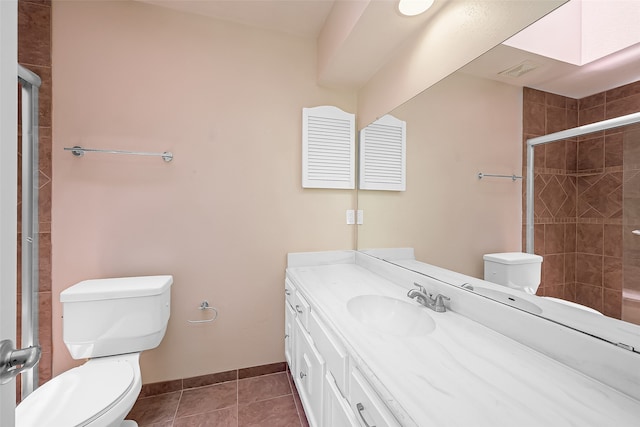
[525,109,640,324]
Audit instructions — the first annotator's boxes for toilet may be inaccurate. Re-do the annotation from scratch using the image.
[16,275,173,427]
[483,252,542,295]
[483,253,602,314]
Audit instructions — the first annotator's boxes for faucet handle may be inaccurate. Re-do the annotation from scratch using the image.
[432,294,450,312]
[412,282,427,294]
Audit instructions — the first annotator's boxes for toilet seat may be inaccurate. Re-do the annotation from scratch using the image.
[16,360,135,427]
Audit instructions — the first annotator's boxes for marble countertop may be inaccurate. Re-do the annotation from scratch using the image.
[286,261,640,427]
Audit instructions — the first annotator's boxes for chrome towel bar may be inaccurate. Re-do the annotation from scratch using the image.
[64,145,173,162]
[478,172,522,181]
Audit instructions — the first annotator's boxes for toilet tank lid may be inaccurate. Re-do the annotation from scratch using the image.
[60,275,173,303]
[483,252,543,264]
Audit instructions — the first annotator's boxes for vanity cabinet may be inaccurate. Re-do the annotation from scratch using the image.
[286,252,640,427]
[285,275,401,427]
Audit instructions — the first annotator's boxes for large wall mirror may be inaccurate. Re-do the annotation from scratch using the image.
[356,0,640,353]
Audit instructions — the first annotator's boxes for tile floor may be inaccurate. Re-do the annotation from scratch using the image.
[126,369,310,427]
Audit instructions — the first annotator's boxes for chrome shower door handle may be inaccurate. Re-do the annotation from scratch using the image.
[0,339,41,384]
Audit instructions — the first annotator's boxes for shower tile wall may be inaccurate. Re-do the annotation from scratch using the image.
[17,0,53,399]
[523,81,640,319]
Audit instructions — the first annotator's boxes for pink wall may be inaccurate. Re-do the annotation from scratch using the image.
[52,1,356,383]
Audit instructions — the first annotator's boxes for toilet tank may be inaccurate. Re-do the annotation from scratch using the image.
[60,275,172,359]
[483,253,543,294]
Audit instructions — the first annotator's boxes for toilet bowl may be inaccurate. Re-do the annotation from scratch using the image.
[16,354,141,427]
[16,275,172,427]
[483,253,602,314]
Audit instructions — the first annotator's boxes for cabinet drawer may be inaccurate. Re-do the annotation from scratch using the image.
[285,278,296,307]
[293,289,311,331]
[294,318,324,427]
[349,368,400,427]
[309,311,348,394]
[324,372,359,427]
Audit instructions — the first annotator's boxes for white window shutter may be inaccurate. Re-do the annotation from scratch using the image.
[359,114,406,191]
[302,106,355,189]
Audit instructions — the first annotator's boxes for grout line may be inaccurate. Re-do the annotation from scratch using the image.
[170,390,183,426]
[182,377,238,392]
[242,390,294,406]
[236,377,240,427]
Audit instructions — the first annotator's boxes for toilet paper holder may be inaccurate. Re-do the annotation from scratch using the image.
[188,300,219,324]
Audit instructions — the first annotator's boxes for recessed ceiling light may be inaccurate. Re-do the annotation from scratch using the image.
[398,0,435,17]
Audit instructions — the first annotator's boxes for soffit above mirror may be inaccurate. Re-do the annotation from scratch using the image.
[460,0,640,99]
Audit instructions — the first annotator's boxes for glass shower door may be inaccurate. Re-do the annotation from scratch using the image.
[623,124,640,324]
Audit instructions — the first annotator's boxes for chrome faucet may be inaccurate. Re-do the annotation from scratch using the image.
[407,283,450,312]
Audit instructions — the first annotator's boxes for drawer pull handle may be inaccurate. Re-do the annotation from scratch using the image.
[295,305,303,314]
[357,403,376,427]
[285,334,289,339]
[285,289,291,295]
[299,371,306,379]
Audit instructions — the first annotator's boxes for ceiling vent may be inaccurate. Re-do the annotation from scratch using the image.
[497,60,539,78]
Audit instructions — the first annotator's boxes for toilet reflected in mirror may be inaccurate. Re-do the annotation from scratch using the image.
[483,253,601,314]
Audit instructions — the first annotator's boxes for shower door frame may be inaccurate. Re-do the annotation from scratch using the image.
[1,1,18,424]
[525,110,640,253]
[17,64,41,399]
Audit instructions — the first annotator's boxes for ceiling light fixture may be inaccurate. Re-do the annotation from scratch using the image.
[398,0,435,17]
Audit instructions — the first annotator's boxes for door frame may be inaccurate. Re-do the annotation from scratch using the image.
[0,0,18,425]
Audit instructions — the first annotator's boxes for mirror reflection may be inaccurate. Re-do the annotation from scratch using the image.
[356,1,640,345]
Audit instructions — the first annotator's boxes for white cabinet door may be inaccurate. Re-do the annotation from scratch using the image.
[285,301,295,369]
[309,311,348,394]
[294,318,324,427]
[324,372,359,427]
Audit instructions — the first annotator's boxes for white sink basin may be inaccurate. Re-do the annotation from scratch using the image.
[347,295,436,337]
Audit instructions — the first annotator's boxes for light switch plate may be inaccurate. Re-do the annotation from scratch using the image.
[357,210,364,225]
[346,210,355,224]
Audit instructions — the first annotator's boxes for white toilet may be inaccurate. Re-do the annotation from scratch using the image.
[483,253,602,314]
[16,275,173,427]
[483,252,543,295]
